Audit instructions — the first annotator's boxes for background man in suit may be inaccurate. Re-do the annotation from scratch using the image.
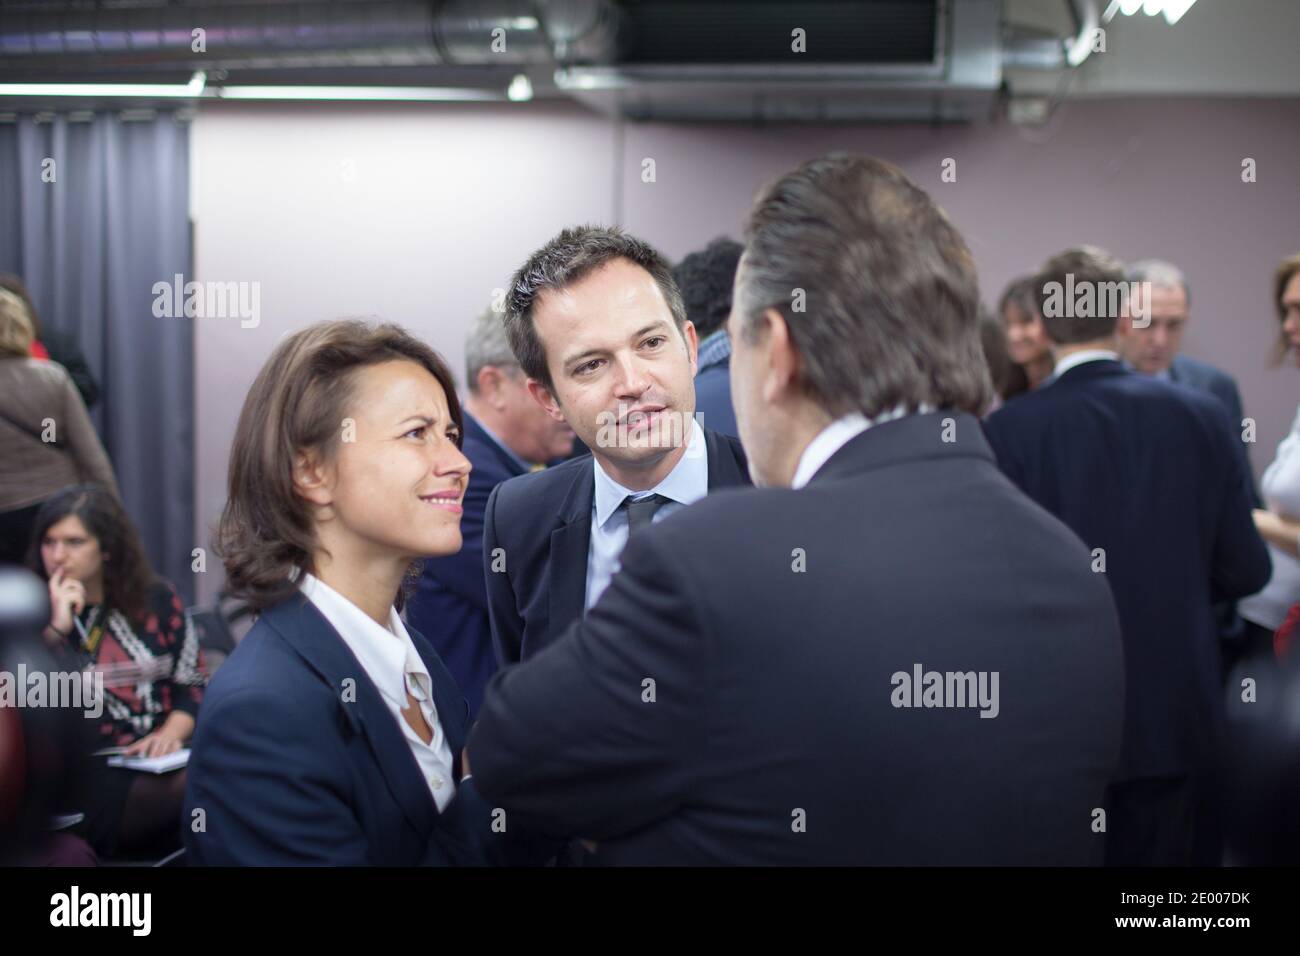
[468,155,1126,865]
[674,237,744,438]
[1115,259,1262,673]
[1116,259,1257,492]
[405,309,574,716]
[484,225,749,667]
[984,246,1272,866]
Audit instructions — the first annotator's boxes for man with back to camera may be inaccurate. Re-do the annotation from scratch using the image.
[467,155,1127,866]
[984,246,1271,866]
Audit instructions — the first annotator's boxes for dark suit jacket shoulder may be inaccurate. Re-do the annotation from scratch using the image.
[1171,355,1243,421]
[983,361,1270,780]
[183,594,497,866]
[471,412,1124,865]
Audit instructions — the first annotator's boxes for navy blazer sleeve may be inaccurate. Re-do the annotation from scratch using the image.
[483,483,525,667]
[469,527,705,839]
[184,684,371,865]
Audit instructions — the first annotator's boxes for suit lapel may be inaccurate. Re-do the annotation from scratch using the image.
[704,427,749,489]
[262,596,436,837]
[549,463,595,630]
[547,428,744,634]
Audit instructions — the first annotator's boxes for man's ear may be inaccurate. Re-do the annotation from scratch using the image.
[760,307,799,404]
[292,449,334,508]
[682,319,699,375]
[526,378,567,424]
[476,365,508,409]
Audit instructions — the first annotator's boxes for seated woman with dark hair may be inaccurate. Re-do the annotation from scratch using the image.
[30,483,206,858]
[184,319,497,866]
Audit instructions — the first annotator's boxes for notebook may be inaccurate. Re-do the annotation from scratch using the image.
[106,749,191,774]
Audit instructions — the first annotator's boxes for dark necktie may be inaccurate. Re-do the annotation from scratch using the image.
[624,493,672,539]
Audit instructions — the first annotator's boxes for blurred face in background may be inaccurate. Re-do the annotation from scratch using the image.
[1002,301,1052,367]
[1118,283,1188,374]
[1283,272,1300,368]
[41,515,105,591]
[475,365,575,465]
[528,258,698,479]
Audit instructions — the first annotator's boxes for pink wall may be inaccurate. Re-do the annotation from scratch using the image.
[192,97,1299,600]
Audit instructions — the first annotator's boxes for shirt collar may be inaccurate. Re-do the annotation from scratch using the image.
[791,404,932,490]
[468,412,531,473]
[299,572,431,708]
[593,416,709,528]
[1051,349,1119,379]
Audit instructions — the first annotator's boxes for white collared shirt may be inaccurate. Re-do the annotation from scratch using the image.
[791,405,933,490]
[586,417,710,609]
[300,572,456,812]
[1050,349,1119,380]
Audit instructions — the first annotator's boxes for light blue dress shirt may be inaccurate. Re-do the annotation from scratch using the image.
[585,418,710,610]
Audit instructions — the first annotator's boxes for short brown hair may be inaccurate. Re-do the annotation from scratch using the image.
[1033,246,1127,345]
[736,153,990,418]
[1273,252,1300,365]
[504,225,687,392]
[217,320,463,611]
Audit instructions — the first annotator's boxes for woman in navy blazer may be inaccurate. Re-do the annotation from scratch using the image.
[184,320,497,865]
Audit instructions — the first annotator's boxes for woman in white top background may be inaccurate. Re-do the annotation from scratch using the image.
[1239,254,1300,659]
[184,319,498,865]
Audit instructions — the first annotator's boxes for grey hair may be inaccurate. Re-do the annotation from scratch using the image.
[737,153,991,419]
[1126,259,1190,306]
[464,307,521,394]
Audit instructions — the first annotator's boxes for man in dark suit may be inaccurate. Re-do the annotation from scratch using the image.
[1114,259,1263,673]
[1116,259,1257,495]
[467,156,1126,865]
[485,225,750,667]
[405,309,573,716]
[984,246,1272,866]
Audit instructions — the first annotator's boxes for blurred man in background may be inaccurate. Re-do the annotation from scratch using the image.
[675,237,744,438]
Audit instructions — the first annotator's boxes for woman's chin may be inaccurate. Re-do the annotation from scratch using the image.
[411,529,462,559]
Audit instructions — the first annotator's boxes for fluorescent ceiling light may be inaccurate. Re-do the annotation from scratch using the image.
[507,74,533,102]
[0,75,506,103]
[215,85,501,101]
[0,70,206,98]
[1104,0,1198,24]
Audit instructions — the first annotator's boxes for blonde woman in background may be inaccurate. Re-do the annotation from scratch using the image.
[0,289,119,564]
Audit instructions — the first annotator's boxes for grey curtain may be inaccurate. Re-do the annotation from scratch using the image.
[0,111,194,603]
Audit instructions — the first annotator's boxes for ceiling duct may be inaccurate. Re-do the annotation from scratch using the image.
[0,1,1100,122]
